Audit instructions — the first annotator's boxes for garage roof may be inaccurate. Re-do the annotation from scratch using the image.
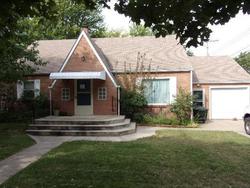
[191,56,250,84]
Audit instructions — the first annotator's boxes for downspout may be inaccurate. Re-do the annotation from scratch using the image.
[49,87,52,116]
[117,86,121,116]
[190,70,193,120]
[48,80,57,116]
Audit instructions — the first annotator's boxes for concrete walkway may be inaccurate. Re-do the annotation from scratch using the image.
[0,121,249,184]
[0,126,157,184]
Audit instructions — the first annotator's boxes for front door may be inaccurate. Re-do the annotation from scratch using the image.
[75,79,93,115]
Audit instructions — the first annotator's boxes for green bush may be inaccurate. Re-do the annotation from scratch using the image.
[0,94,50,123]
[170,88,193,125]
[142,114,180,125]
[120,89,147,122]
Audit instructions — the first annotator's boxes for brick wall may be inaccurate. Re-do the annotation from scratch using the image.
[116,71,191,117]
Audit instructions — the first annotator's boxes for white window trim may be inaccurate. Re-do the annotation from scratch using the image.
[139,77,177,106]
[61,88,70,101]
[98,87,107,100]
[193,88,205,107]
[21,79,40,98]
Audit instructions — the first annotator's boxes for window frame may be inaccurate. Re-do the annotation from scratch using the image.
[23,80,35,99]
[193,88,205,107]
[98,87,107,101]
[61,88,70,101]
[142,78,171,106]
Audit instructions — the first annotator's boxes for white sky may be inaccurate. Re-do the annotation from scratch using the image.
[102,4,250,57]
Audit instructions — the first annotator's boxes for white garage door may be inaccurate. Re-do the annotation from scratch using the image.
[211,87,250,119]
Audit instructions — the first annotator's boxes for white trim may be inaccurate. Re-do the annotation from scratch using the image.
[74,79,93,115]
[97,87,107,100]
[82,31,118,87]
[50,71,106,80]
[209,85,250,119]
[59,33,83,72]
[49,30,119,88]
[61,88,70,101]
[139,77,177,105]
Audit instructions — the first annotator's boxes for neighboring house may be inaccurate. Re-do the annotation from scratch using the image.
[17,29,250,120]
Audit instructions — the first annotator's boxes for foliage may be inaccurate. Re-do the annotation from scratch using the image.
[129,23,153,37]
[0,94,50,123]
[170,88,193,125]
[19,0,106,39]
[186,50,194,57]
[2,131,250,188]
[90,0,250,47]
[0,123,35,160]
[0,0,100,83]
[120,89,147,122]
[100,29,126,38]
[142,114,180,125]
[0,0,58,82]
[235,51,250,73]
[117,52,154,91]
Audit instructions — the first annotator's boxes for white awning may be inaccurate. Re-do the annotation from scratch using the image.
[49,71,106,80]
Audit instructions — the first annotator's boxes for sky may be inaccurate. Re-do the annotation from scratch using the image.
[102,4,250,57]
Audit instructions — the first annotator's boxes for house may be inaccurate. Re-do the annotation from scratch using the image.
[17,29,250,120]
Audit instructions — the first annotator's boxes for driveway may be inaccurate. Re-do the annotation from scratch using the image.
[200,120,249,137]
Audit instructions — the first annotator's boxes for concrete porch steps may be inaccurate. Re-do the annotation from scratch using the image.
[26,116,136,136]
[26,123,136,136]
[28,119,131,131]
[34,116,126,125]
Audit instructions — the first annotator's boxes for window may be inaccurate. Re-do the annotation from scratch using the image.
[193,90,204,107]
[143,79,170,105]
[23,80,35,98]
[98,87,107,100]
[61,88,70,101]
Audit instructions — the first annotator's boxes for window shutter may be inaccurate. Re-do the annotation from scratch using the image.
[16,81,24,99]
[34,79,40,97]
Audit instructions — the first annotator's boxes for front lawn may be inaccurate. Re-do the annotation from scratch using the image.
[0,123,35,160]
[1,130,250,187]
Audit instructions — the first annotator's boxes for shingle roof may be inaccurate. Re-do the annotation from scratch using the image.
[92,36,192,72]
[34,35,192,74]
[191,56,250,84]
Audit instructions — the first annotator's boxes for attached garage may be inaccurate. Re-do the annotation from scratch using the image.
[210,87,250,119]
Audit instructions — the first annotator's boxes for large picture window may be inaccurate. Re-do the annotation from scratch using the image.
[143,79,170,105]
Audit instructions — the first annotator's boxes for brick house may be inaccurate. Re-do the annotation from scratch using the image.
[17,29,250,120]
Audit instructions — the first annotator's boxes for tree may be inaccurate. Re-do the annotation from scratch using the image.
[0,0,102,82]
[20,0,106,40]
[235,52,250,73]
[90,0,250,47]
[0,0,58,82]
[129,23,153,37]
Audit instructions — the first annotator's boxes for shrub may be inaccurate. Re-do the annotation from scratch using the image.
[120,89,147,122]
[0,94,50,123]
[170,88,193,125]
[142,114,180,125]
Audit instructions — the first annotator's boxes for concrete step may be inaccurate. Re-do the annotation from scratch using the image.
[34,116,125,125]
[29,119,131,131]
[26,123,136,136]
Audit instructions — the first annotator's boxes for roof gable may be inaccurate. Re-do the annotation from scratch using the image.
[51,31,118,87]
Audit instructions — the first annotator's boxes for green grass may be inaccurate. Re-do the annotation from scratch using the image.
[1,130,250,188]
[0,123,35,160]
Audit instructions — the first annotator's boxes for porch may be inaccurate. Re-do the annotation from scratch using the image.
[48,71,119,116]
[26,115,136,136]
